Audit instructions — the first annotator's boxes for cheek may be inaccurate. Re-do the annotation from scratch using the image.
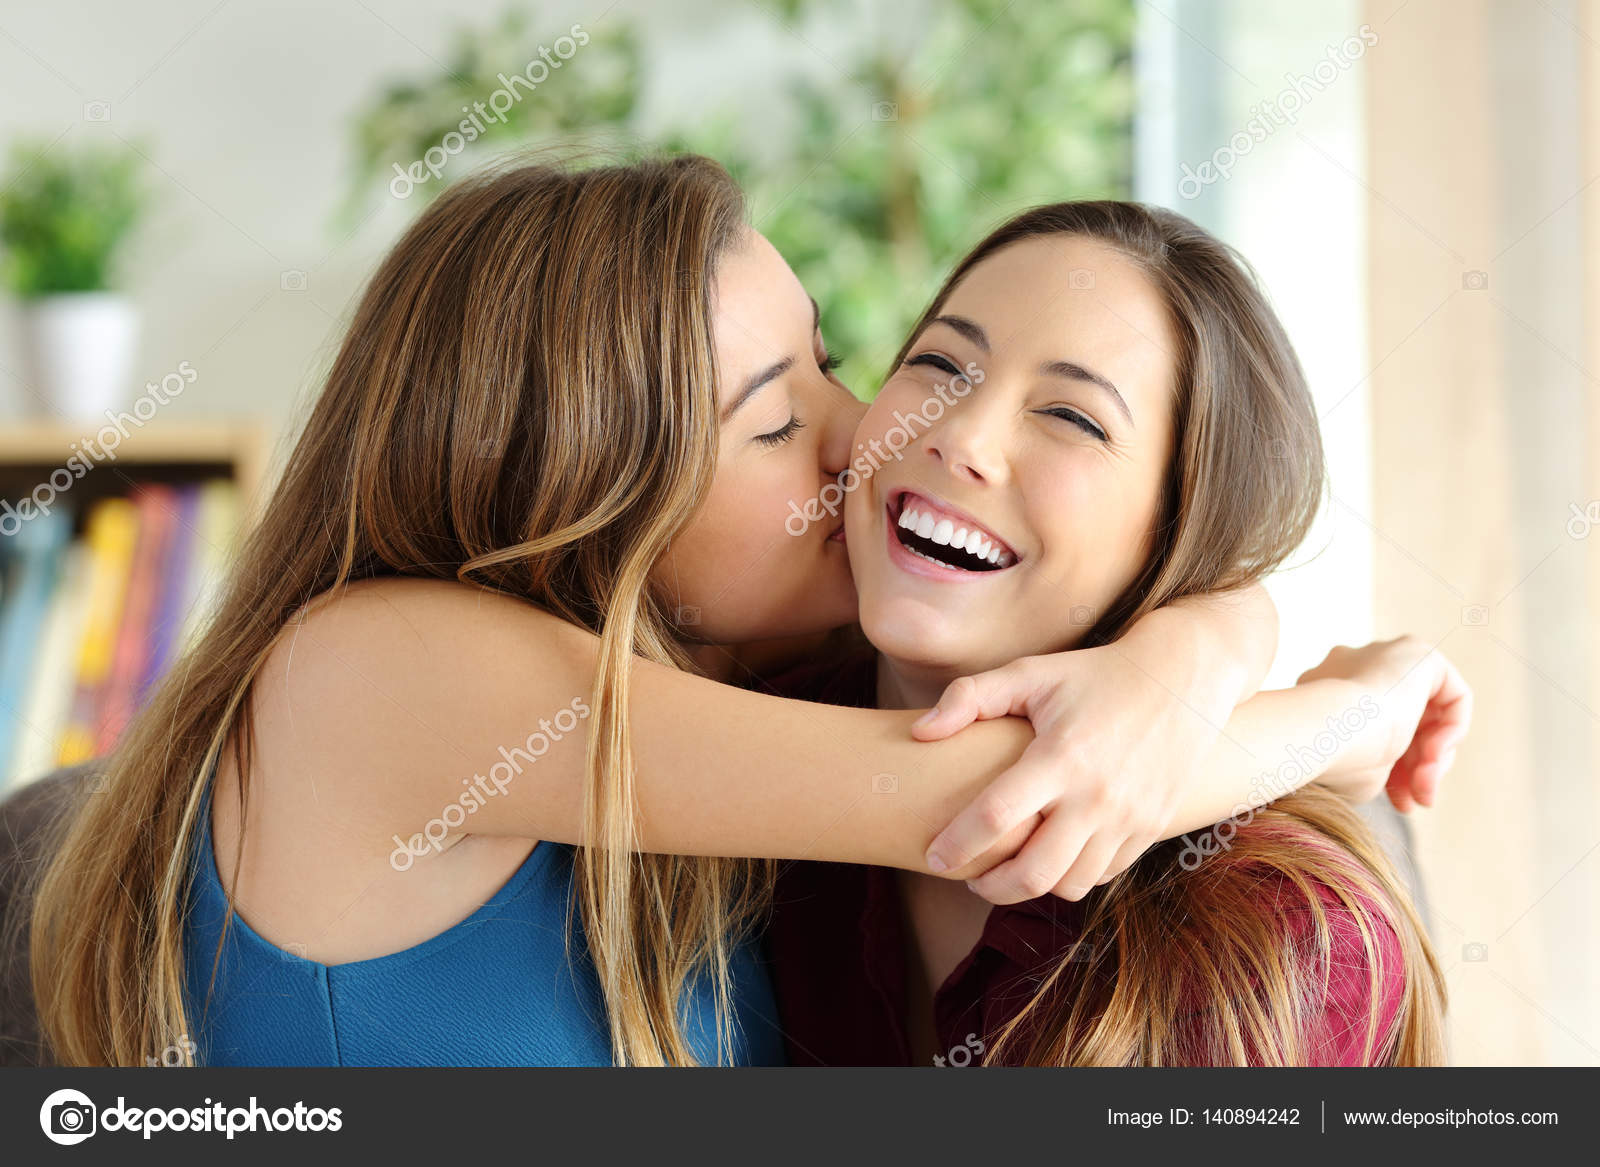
[1032,454,1164,596]
[675,465,773,576]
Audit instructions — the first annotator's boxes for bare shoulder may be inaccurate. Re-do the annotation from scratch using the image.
[206,576,579,964]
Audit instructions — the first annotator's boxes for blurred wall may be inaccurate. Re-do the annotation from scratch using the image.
[1140,0,1600,1065]
[1136,0,1375,691]
[1365,0,1600,1066]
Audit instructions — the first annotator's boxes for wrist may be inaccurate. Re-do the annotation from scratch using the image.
[1307,677,1393,778]
[1119,606,1245,723]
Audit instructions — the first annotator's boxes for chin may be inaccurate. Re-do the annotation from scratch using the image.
[858,596,976,673]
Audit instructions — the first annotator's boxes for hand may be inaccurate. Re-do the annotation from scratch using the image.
[1295,636,1473,812]
[910,636,1234,905]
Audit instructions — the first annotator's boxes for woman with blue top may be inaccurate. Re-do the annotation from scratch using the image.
[28,154,1465,1066]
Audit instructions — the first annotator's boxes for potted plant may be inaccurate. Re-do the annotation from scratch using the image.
[0,141,145,421]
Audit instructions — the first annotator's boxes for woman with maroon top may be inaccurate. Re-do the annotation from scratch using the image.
[767,200,1460,1066]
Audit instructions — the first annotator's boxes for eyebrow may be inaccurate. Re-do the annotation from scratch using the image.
[927,313,1134,426]
[1040,360,1134,426]
[719,298,823,423]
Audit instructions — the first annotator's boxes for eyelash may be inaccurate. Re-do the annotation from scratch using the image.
[1040,407,1107,442]
[903,351,1108,442]
[756,416,806,447]
[753,348,838,448]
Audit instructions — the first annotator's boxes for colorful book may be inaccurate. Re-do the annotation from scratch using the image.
[96,484,179,754]
[137,483,202,703]
[177,479,241,652]
[56,496,140,766]
[8,540,92,788]
[0,506,72,783]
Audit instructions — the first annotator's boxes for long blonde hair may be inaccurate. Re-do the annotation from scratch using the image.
[30,153,769,1066]
[896,202,1445,1065]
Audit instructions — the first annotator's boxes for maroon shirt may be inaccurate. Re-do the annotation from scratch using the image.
[761,652,1408,1066]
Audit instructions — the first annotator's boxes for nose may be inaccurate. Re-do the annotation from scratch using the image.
[817,383,867,484]
[923,391,1007,486]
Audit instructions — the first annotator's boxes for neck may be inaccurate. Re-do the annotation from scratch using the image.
[874,654,960,712]
[877,647,997,1028]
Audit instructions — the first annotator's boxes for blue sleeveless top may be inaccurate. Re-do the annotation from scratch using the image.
[181,789,787,1066]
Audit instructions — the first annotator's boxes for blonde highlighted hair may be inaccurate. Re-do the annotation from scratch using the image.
[30,153,768,1066]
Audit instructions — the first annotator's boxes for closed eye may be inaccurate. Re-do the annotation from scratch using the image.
[755,416,806,447]
[904,352,964,378]
[1039,406,1107,441]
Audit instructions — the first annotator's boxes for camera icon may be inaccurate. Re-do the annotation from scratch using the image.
[83,101,111,122]
[87,772,108,794]
[675,605,701,626]
[1462,270,1489,291]
[281,940,308,961]
[1068,268,1096,290]
[1567,500,1599,540]
[1460,604,1490,626]
[872,101,898,121]
[1266,437,1290,459]
[871,772,898,794]
[1462,941,1489,962]
[1066,939,1096,962]
[1069,604,1095,626]
[40,1089,97,1145]
[280,269,307,292]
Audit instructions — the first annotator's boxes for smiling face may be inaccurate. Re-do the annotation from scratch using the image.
[655,227,867,645]
[845,234,1180,690]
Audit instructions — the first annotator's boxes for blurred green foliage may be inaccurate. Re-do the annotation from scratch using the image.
[345,0,1134,393]
[0,141,146,298]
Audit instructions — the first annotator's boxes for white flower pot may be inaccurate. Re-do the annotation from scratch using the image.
[17,292,139,422]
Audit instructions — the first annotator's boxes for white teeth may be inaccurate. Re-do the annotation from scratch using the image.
[895,495,1015,570]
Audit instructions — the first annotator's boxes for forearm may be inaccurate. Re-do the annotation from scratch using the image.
[1163,677,1380,837]
[1121,583,1279,714]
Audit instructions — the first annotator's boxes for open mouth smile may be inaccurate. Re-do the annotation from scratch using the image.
[886,489,1020,576]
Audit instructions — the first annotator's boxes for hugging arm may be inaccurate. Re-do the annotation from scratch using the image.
[297,579,1465,900]
[911,586,1469,903]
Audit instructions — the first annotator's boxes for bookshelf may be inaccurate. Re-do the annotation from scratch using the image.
[0,420,270,792]
[0,420,268,512]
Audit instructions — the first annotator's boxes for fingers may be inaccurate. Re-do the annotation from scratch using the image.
[1426,655,1474,748]
[1050,829,1135,901]
[940,813,1042,884]
[1386,766,1417,813]
[1095,835,1148,886]
[964,809,1093,905]
[924,741,1065,873]
[910,663,1035,741]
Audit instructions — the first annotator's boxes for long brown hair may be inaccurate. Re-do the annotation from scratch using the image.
[897,202,1444,1065]
[29,153,769,1066]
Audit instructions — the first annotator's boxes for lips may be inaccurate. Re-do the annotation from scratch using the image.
[887,489,1019,574]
